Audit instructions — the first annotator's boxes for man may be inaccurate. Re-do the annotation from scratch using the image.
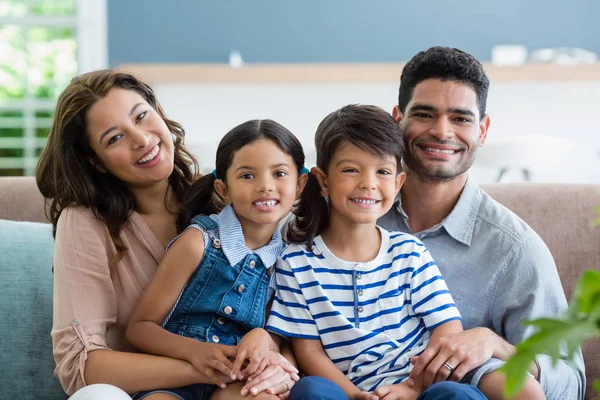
[378,46,585,399]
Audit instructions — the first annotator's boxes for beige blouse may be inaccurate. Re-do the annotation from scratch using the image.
[52,207,166,395]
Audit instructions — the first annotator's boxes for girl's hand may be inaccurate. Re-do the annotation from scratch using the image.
[231,328,272,380]
[188,342,237,388]
[246,351,299,381]
[241,364,299,398]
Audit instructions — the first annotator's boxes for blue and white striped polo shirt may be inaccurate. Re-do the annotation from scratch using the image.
[266,227,461,392]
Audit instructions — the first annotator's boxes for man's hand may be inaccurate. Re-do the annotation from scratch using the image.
[407,327,501,388]
[350,391,379,400]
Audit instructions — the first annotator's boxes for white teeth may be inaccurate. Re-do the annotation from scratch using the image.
[425,147,456,155]
[254,200,278,207]
[351,199,378,205]
[136,145,160,164]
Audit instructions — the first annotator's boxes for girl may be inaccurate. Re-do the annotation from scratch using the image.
[266,105,545,400]
[127,119,308,400]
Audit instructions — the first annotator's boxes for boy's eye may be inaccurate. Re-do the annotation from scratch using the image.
[107,134,123,146]
[135,111,147,123]
[342,168,358,173]
[240,173,254,179]
[274,171,287,178]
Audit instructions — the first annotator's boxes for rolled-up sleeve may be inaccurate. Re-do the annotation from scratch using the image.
[52,207,118,395]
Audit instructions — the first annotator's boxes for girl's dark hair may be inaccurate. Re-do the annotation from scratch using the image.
[176,119,305,232]
[36,70,199,263]
[287,104,404,248]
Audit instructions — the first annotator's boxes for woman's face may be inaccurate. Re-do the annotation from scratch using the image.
[86,88,175,188]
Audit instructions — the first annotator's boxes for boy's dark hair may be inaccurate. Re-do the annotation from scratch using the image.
[288,104,404,248]
[176,119,305,232]
[398,46,490,119]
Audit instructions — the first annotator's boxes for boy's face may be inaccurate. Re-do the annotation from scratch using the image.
[315,143,405,227]
[393,79,490,181]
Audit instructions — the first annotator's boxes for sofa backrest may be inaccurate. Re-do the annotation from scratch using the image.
[0,176,46,222]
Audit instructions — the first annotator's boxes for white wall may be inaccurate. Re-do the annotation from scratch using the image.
[155,81,600,184]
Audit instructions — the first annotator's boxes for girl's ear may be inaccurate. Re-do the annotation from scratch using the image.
[310,167,329,197]
[89,157,106,173]
[213,179,231,204]
[295,172,309,200]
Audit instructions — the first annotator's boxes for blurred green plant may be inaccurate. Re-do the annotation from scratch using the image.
[500,206,600,398]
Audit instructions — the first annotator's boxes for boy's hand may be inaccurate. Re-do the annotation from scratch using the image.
[231,328,272,380]
[373,382,420,400]
[187,342,236,388]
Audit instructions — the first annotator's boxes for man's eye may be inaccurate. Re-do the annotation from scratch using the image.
[414,113,432,118]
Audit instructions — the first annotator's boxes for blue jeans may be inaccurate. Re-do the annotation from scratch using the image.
[289,377,486,400]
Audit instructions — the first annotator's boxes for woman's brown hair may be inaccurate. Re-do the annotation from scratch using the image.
[36,70,199,262]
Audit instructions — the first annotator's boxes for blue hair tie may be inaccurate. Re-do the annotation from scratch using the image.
[212,169,220,179]
[300,167,310,175]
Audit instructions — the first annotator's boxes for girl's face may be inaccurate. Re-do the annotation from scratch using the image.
[215,138,306,232]
[315,142,405,227]
[86,88,175,188]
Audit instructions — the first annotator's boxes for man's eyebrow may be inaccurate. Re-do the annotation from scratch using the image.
[409,104,438,113]
[448,107,476,117]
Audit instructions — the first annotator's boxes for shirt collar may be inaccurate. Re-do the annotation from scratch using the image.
[215,205,284,268]
[395,178,481,246]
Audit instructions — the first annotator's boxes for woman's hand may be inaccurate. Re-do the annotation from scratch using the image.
[231,328,273,380]
[187,342,237,388]
[241,364,299,399]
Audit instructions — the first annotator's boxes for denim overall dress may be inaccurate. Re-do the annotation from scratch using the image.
[134,206,282,400]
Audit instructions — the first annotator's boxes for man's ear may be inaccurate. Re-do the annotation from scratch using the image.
[295,173,309,199]
[213,179,231,204]
[89,157,106,173]
[392,106,404,124]
[478,114,491,147]
[310,167,329,197]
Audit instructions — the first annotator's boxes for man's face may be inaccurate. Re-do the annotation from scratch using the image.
[394,79,490,181]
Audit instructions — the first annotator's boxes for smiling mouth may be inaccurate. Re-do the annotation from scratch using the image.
[136,143,160,164]
[419,146,459,155]
[253,199,279,207]
[350,198,381,205]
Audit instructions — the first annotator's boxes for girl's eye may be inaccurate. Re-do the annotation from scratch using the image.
[107,134,123,146]
[274,171,287,178]
[135,111,147,123]
[378,169,392,175]
[240,173,254,179]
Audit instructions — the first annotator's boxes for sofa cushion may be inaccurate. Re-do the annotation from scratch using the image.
[0,219,66,399]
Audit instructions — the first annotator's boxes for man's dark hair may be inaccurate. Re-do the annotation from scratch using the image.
[398,46,490,119]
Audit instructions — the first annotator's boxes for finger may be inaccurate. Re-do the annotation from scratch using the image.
[422,349,453,388]
[230,349,247,379]
[448,360,470,382]
[241,355,262,377]
[211,359,234,379]
[266,381,292,396]
[374,384,392,397]
[434,357,460,383]
[204,368,226,389]
[408,344,439,383]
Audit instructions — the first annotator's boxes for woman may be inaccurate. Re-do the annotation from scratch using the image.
[36,70,296,399]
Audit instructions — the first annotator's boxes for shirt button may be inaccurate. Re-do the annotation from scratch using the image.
[356,274,362,280]
[212,335,220,343]
[238,284,245,293]
[358,290,364,296]
[224,306,233,314]
[72,319,79,326]
[249,260,256,268]
[217,317,225,325]
[357,306,364,313]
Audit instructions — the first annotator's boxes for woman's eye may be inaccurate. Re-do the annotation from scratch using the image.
[107,134,123,145]
[135,111,147,123]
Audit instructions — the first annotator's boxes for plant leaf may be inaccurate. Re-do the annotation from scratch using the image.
[594,379,600,395]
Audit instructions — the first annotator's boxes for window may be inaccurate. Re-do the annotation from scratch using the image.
[0,0,106,176]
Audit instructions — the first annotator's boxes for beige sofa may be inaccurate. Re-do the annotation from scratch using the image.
[1,176,599,399]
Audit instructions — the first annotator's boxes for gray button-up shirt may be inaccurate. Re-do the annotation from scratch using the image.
[378,179,585,400]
